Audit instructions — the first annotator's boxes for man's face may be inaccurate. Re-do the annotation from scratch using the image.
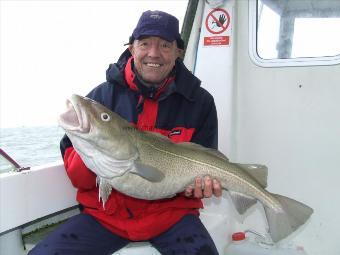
[129,36,180,85]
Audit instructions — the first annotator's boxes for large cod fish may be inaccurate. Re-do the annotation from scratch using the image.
[59,94,313,243]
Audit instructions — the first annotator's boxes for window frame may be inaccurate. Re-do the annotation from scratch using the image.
[248,0,340,67]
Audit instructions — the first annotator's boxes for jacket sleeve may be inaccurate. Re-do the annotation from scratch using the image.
[191,97,218,150]
[60,135,96,190]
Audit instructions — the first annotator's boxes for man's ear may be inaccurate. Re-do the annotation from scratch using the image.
[177,48,184,60]
[128,44,134,55]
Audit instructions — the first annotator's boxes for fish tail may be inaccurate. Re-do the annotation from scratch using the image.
[264,193,313,242]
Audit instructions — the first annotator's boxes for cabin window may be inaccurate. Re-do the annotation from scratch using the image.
[250,0,340,66]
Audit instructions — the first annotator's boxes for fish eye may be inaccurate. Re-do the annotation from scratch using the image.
[101,112,111,122]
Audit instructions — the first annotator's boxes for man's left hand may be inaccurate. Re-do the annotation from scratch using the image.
[184,176,222,198]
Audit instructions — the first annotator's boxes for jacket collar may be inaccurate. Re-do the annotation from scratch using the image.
[124,56,175,101]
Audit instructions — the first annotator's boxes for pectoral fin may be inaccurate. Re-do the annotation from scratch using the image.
[229,191,257,215]
[131,160,165,182]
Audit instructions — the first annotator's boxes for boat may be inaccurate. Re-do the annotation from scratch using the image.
[1,0,340,254]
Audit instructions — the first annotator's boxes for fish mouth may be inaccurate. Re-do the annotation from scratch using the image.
[58,98,90,133]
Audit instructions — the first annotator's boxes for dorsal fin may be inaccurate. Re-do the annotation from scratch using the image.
[178,142,229,161]
[235,164,268,188]
[142,132,229,161]
[142,131,173,144]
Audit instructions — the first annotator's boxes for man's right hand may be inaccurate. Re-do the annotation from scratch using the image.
[184,176,222,199]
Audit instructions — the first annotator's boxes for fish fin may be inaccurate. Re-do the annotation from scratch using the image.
[179,142,229,161]
[97,176,112,208]
[235,164,268,188]
[131,160,165,182]
[229,191,257,215]
[143,131,174,144]
[264,193,313,242]
[144,131,229,161]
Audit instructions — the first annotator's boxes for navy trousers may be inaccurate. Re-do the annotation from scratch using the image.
[28,213,218,255]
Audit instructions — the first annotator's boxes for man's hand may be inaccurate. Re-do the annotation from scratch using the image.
[184,176,222,198]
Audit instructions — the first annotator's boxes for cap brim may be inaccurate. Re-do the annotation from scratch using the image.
[135,31,175,43]
[128,33,184,49]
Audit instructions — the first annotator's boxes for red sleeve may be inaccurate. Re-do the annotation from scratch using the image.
[63,147,97,190]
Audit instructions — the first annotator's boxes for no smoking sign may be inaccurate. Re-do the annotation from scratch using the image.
[204,8,231,46]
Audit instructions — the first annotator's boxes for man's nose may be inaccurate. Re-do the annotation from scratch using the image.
[147,44,161,57]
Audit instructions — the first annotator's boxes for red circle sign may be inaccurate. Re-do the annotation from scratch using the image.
[205,8,230,34]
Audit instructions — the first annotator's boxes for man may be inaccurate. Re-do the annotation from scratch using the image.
[30,10,221,255]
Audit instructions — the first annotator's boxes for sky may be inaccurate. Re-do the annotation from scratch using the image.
[0,0,188,128]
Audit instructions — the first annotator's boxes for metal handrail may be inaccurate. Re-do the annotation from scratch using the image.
[0,147,30,172]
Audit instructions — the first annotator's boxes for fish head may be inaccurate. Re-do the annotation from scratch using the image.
[58,94,138,163]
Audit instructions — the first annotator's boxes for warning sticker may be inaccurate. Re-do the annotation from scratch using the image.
[204,8,231,46]
[205,8,230,34]
[204,36,229,46]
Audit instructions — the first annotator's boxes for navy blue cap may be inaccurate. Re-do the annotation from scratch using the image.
[131,10,184,49]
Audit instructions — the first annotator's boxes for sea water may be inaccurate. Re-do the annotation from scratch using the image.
[0,125,65,170]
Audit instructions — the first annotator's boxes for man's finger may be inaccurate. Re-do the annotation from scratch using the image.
[184,185,194,197]
[213,179,222,197]
[203,176,213,198]
[194,177,203,198]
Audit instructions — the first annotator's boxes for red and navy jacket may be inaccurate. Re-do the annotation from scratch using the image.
[60,49,218,241]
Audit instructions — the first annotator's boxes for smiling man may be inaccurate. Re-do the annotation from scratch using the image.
[30,10,221,255]
[130,36,177,84]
